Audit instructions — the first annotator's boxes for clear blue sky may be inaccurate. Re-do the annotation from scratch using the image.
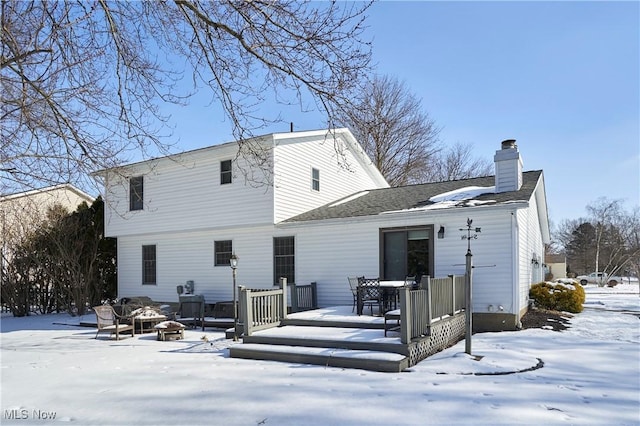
[165,1,640,226]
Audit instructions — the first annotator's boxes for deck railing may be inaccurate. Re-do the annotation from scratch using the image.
[290,282,318,312]
[398,275,466,344]
[239,280,320,336]
[239,284,288,336]
[238,275,465,341]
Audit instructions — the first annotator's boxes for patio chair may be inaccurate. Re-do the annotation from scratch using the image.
[384,309,401,337]
[405,275,417,290]
[348,277,360,312]
[176,295,205,330]
[93,305,135,340]
[357,277,383,316]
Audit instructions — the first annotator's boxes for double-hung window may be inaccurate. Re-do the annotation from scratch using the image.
[129,176,144,211]
[214,240,233,266]
[311,168,320,191]
[220,160,232,185]
[142,245,156,285]
[273,236,295,285]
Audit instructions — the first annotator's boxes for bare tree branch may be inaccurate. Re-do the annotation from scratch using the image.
[424,142,493,183]
[336,75,441,186]
[1,0,373,194]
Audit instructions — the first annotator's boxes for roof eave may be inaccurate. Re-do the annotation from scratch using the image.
[280,201,529,227]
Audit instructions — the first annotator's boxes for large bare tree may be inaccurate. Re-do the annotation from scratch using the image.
[336,75,492,186]
[423,142,493,183]
[336,74,441,186]
[1,0,372,193]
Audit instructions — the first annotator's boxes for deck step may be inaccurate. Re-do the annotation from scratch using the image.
[282,318,384,329]
[230,343,409,373]
[242,325,408,356]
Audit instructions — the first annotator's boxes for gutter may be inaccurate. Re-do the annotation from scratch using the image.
[278,201,530,229]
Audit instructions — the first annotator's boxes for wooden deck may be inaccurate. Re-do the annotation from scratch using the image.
[231,342,410,373]
[229,306,465,373]
[229,278,467,373]
[230,318,414,373]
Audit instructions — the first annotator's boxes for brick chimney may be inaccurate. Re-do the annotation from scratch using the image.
[494,139,523,193]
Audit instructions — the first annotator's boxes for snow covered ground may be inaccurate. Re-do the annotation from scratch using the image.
[1,284,638,425]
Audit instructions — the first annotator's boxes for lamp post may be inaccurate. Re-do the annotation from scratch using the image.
[230,253,239,341]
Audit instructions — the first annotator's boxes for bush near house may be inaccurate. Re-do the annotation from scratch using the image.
[529,281,585,313]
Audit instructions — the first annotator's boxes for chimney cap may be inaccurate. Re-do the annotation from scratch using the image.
[501,139,517,149]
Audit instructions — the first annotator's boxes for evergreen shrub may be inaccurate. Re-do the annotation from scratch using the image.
[529,281,585,313]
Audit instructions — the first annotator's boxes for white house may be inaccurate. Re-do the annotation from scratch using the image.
[100,130,550,331]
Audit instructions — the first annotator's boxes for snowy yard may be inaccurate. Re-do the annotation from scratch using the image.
[1,285,638,425]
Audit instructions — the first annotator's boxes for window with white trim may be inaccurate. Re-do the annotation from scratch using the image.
[215,240,233,266]
[220,160,232,185]
[130,176,144,211]
[274,236,295,285]
[142,245,156,285]
[311,168,320,191]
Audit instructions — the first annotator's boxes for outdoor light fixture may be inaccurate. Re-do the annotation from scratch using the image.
[438,226,445,239]
[230,253,239,341]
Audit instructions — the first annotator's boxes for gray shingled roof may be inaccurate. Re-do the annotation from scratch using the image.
[285,170,543,223]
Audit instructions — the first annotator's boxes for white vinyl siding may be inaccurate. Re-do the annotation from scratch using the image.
[105,130,547,324]
[115,201,540,317]
[117,226,277,303]
[287,208,517,310]
[516,194,545,314]
[105,146,274,237]
[104,129,385,236]
[272,133,387,223]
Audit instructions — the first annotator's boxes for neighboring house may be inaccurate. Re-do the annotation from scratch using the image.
[100,130,550,332]
[0,184,96,260]
[545,253,567,280]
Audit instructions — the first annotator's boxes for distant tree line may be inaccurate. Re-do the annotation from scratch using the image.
[553,198,640,278]
[1,198,116,316]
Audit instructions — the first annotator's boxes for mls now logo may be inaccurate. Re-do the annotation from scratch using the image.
[4,409,57,420]
[4,409,28,420]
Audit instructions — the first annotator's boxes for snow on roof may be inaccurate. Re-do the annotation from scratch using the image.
[428,185,495,203]
[329,191,369,207]
[380,185,497,215]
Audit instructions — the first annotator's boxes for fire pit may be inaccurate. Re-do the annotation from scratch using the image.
[154,321,186,341]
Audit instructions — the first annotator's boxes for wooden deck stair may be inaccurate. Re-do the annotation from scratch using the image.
[229,322,412,373]
[231,276,467,373]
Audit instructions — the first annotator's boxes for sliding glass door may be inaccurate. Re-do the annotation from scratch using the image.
[381,227,433,281]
